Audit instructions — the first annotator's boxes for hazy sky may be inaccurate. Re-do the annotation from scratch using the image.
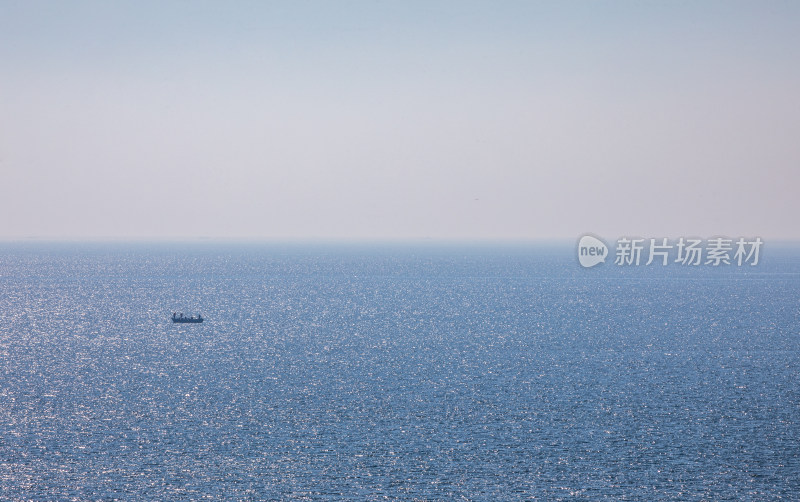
[2,1,799,240]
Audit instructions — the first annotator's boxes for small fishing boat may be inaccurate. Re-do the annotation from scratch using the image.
[172,312,203,323]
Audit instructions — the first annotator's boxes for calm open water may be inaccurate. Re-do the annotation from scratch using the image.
[0,242,798,500]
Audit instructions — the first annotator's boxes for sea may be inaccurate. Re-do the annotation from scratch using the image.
[0,241,798,500]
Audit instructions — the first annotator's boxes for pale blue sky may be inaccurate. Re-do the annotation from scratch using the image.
[2,1,798,240]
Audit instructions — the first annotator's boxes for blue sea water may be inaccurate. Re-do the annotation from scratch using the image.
[0,242,798,500]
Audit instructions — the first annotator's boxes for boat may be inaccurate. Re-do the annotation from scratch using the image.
[172,312,203,323]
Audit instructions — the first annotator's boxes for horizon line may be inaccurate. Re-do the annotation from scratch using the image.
[1,236,799,246]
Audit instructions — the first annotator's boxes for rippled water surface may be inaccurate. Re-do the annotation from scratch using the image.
[1,242,798,500]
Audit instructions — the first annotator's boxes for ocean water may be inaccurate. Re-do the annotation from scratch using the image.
[0,242,798,500]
